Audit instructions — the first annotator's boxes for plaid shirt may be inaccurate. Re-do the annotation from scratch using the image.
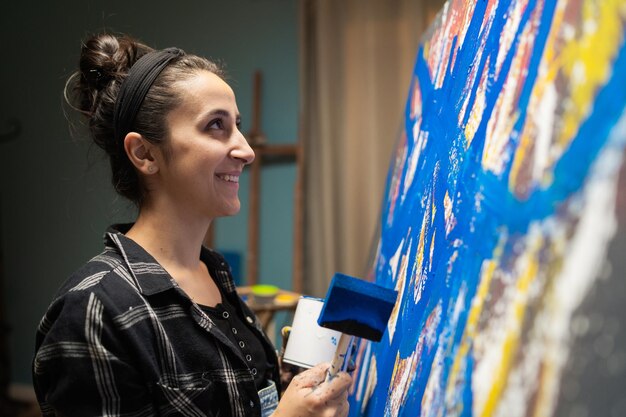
[33,225,279,417]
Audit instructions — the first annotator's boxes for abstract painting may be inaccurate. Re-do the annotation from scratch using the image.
[349,0,626,416]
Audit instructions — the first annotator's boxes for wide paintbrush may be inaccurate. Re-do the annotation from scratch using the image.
[318,273,398,380]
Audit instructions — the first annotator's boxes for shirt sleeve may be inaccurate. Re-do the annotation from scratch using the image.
[33,290,155,417]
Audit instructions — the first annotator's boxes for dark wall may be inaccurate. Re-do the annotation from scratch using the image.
[0,0,299,385]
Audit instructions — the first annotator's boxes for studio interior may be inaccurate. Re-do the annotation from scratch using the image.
[1,1,624,416]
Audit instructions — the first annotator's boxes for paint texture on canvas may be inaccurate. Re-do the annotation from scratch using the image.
[349,1,626,416]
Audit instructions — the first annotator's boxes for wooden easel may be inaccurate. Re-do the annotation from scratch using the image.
[205,71,304,293]
[246,71,304,293]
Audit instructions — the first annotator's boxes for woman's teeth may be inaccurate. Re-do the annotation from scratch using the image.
[218,174,239,183]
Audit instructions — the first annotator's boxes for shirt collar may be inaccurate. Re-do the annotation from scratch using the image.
[103,223,236,297]
[104,223,179,296]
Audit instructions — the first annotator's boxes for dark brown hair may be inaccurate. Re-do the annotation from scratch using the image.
[65,33,224,205]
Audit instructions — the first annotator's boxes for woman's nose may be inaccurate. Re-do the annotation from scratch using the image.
[230,131,255,165]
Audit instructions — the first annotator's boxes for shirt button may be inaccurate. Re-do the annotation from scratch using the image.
[246,354,252,361]
[251,368,258,375]
[250,400,255,408]
[222,311,230,319]
[246,316,254,323]
[239,341,245,348]
[232,328,238,334]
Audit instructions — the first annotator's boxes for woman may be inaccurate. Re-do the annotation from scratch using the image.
[32,33,351,417]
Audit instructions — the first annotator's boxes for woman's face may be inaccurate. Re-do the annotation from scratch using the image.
[156,70,255,220]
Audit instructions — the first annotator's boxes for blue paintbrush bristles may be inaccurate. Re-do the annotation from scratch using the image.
[317,273,398,342]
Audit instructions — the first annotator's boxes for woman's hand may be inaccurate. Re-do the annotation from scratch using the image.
[272,362,352,417]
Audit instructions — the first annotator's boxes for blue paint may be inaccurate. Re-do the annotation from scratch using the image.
[349,0,626,416]
[319,273,398,341]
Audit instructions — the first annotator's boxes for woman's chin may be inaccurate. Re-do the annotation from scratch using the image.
[215,202,241,218]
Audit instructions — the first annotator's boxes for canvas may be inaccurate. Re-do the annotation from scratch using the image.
[349,0,626,416]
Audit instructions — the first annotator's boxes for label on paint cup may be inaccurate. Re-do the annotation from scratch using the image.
[282,296,342,369]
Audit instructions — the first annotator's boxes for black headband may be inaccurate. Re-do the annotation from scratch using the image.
[113,47,185,143]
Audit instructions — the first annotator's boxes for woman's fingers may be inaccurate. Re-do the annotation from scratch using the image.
[272,362,352,417]
[316,371,352,400]
[291,362,330,388]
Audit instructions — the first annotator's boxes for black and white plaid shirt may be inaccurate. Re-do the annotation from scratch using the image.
[33,224,279,417]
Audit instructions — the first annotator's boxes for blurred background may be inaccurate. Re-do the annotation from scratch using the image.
[0,0,442,414]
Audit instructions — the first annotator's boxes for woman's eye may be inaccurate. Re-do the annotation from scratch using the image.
[207,119,224,130]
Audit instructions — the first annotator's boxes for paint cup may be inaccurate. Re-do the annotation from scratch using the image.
[250,284,279,305]
[282,296,342,369]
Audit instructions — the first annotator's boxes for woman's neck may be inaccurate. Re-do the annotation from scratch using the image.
[125,203,211,271]
[125,207,223,307]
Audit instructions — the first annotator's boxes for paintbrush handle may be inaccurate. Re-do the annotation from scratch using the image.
[326,333,351,381]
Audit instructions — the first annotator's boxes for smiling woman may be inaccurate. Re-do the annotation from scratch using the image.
[32,33,351,417]
[148,71,254,221]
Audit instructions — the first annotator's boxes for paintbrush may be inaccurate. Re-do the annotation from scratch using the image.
[317,273,398,380]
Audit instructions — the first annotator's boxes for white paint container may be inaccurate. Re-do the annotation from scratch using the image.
[282,296,342,369]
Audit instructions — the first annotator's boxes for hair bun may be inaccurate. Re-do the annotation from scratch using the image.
[80,33,149,91]
[66,33,152,118]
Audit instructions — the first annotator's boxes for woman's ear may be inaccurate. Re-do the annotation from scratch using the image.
[124,132,159,175]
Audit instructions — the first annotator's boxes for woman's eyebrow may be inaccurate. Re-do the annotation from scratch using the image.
[200,109,241,121]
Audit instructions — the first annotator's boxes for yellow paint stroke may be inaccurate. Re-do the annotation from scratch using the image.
[464,60,489,147]
[387,348,421,415]
[509,0,564,192]
[480,240,542,417]
[483,2,539,176]
[390,351,401,389]
[415,211,428,274]
[510,0,626,190]
[558,0,626,147]
[414,205,429,303]
[443,231,544,416]
[444,237,504,408]
[388,236,410,341]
